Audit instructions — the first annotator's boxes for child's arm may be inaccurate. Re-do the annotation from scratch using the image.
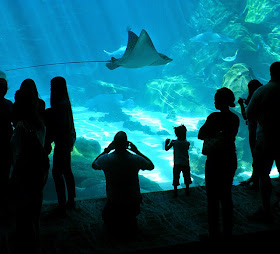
[165,139,173,151]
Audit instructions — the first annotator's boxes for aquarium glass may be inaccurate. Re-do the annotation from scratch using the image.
[2,0,280,202]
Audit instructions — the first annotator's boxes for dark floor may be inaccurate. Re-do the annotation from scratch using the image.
[2,179,280,253]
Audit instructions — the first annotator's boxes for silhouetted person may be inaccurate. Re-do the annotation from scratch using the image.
[13,78,46,127]
[238,79,262,189]
[246,61,280,221]
[198,87,239,241]
[92,131,154,236]
[10,88,48,254]
[165,124,191,197]
[45,76,76,214]
[0,70,6,79]
[0,78,13,200]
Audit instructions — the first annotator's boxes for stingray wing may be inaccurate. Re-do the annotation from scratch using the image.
[119,29,163,68]
[122,30,139,59]
[106,30,140,70]
[106,29,170,70]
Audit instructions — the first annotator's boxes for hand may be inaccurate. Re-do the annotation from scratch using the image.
[104,141,115,153]
[238,98,245,105]
[128,142,138,153]
[165,138,170,144]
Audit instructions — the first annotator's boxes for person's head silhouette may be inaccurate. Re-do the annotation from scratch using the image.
[51,76,70,107]
[20,78,39,97]
[0,78,8,99]
[270,61,280,81]
[214,87,235,111]
[246,79,262,105]
[174,124,187,140]
[113,131,128,152]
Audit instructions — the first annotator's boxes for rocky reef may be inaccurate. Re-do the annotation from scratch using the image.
[145,75,210,118]
[245,0,280,24]
[144,0,280,113]
[222,63,252,100]
[142,0,280,180]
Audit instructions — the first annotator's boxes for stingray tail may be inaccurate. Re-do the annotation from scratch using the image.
[106,62,120,70]
[106,57,120,70]
[5,60,111,71]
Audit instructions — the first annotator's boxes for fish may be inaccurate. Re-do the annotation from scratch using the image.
[189,32,235,45]
[222,49,239,62]
[103,45,126,57]
[106,29,172,70]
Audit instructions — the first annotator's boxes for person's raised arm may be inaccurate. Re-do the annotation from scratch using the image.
[129,142,154,170]
[165,138,173,151]
[91,141,115,170]
[238,98,247,120]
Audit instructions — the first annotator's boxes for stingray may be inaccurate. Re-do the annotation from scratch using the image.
[106,29,172,70]
[5,29,172,72]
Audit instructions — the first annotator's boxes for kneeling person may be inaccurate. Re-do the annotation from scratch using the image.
[92,131,154,235]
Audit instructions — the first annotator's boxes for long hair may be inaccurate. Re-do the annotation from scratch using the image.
[14,89,43,130]
[245,79,262,105]
[50,76,71,108]
[20,78,39,98]
[50,76,75,147]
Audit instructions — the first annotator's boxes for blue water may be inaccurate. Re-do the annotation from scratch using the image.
[3,0,185,98]
[2,0,279,201]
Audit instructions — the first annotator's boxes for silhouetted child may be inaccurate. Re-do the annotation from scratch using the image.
[165,124,191,196]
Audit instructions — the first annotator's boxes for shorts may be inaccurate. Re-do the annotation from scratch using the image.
[173,164,191,186]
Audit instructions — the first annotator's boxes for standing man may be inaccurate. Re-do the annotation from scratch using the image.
[246,61,280,221]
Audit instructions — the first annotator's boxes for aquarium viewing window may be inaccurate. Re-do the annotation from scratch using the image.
[2,0,279,202]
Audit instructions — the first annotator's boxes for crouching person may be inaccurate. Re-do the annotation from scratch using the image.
[92,131,154,237]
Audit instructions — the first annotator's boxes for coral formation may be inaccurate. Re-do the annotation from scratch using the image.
[222,63,252,100]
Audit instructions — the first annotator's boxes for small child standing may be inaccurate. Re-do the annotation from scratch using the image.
[165,124,191,197]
